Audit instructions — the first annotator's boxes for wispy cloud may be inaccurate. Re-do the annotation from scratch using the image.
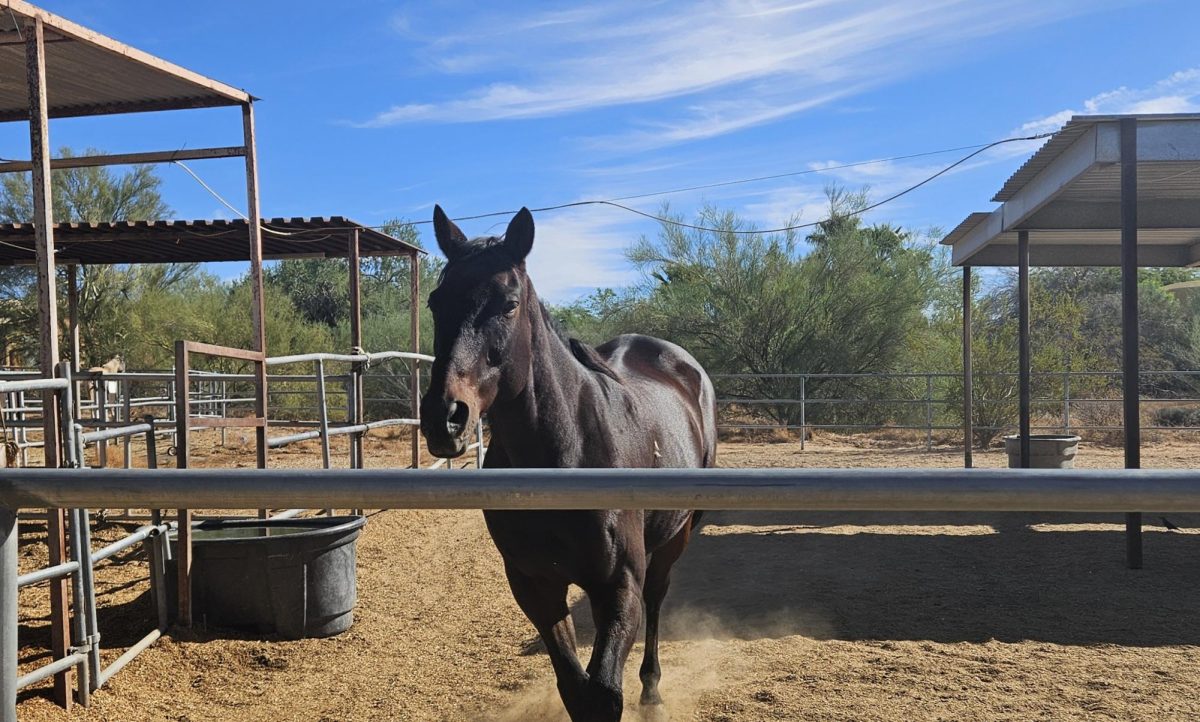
[360,0,1111,148]
[1000,67,1200,158]
[520,205,642,302]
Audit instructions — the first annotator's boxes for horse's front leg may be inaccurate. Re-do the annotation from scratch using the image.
[581,537,648,721]
[503,564,589,710]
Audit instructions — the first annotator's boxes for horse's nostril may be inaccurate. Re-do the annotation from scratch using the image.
[446,399,470,433]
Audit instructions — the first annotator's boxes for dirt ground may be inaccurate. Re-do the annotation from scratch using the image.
[13,431,1200,721]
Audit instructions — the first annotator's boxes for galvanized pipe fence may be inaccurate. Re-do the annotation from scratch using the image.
[6,463,1200,721]
[712,369,1200,450]
[0,347,492,714]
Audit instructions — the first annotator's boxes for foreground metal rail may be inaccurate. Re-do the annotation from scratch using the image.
[3,465,1199,721]
[3,467,1200,512]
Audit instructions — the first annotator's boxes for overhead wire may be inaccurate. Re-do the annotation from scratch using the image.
[172,131,1055,238]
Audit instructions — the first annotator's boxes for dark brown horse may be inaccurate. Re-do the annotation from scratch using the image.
[420,206,716,721]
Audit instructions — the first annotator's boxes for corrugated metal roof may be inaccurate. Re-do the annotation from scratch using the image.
[941,212,991,246]
[993,113,1200,202]
[0,217,424,265]
[0,0,249,122]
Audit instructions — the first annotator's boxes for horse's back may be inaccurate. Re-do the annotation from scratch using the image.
[596,333,717,469]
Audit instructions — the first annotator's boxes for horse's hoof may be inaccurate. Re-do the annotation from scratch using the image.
[638,703,669,722]
[639,688,664,706]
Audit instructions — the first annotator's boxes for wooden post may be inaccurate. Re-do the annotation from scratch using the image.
[26,17,71,707]
[410,250,420,469]
[348,229,364,468]
[242,102,268,472]
[173,341,192,626]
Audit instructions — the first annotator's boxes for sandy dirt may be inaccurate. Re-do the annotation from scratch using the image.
[13,431,1200,721]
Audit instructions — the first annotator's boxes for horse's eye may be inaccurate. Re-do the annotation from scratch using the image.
[503,300,519,317]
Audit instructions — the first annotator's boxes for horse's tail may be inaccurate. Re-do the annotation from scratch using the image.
[698,368,718,469]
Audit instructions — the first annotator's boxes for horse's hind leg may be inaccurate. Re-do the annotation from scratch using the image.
[503,565,588,711]
[639,514,697,707]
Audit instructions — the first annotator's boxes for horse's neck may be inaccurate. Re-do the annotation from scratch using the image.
[489,304,595,467]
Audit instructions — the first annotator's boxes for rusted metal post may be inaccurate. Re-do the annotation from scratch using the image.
[173,341,192,626]
[1121,117,1142,569]
[348,229,364,468]
[242,102,268,476]
[26,16,71,706]
[67,264,80,373]
[963,265,973,469]
[410,250,421,469]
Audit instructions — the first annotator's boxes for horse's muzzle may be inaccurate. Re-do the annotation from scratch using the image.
[420,394,472,458]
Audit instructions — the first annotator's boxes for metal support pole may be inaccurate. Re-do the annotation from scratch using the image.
[1063,368,1071,434]
[349,229,365,469]
[66,265,79,374]
[316,360,331,471]
[66,509,89,705]
[144,415,160,526]
[96,380,108,468]
[1,506,17,722]
[122,379,132,470]
[925,373,934,452]
[173,341,192,625]
[243,103,268,476]
[963,266,973,469]
[1018,230,1031,469]
[26,18,70,704]
[77,509,99,692]
[410,251,421,470]
[797,376,807,451]
[346,377,358,470]
[475,418,485,469]
[1121,117,1142,569]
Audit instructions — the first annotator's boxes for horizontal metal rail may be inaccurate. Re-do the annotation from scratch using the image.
[16,652,87,690]
[16,560,78,588]
[4,467,1200,513]
[267,418,418,449]
[265,350,434,366]
[0,378,67,394]
[89,523,169,566]
[78,423,153,445]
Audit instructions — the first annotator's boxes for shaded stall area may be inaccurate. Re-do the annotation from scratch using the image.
[0,0,262,705]
[944,113,1200,568]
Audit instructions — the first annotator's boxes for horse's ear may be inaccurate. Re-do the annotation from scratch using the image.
[502,207,534,263]
[432,205,470,260]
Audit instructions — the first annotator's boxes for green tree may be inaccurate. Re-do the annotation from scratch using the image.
[618,189,942,427]
[0,147,195,366]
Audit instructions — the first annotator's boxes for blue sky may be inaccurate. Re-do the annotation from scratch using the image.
[2,0,1199,302]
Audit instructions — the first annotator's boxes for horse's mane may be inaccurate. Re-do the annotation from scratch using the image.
[540,302,621,383]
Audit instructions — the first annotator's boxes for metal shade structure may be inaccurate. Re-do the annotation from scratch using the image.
[944,114,1200,267]
[0,0,250,121]
[0,2,380,705]
[0,217,424,265]
[944,114,1200,570]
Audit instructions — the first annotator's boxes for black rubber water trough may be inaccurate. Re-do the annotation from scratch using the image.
[166,515,366,639]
